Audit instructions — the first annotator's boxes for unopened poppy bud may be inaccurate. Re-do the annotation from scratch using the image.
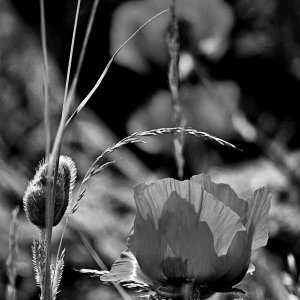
[23,156,77,227]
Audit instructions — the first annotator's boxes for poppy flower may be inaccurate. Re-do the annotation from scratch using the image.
[100,174,271,299]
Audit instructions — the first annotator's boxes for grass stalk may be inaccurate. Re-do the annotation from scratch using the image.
[75,224,131,300]
[69,127,237,216]
[39,0,50,162]
[167,0,185,179]
[65,8,170,127]
[62,0,82,118]
[67,0,101,107]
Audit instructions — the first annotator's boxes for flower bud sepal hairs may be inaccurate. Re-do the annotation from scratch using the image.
[23,156,77,228]
[99,174,271,300]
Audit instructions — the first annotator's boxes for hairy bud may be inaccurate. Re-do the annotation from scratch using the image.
[23,156,77,227]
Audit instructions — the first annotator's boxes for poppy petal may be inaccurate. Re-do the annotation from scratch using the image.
[129,183,169,282]
[100,249,153,287]
[132,180,188,281]
[132,178,246,283]
[160,191,246,282]
[129,208,168,282]
[134,182,167,230]
[135,179,245,253]
[159,193,220,282]
[209,230,251,291]
[191,174,248,218]
[246,188,271,253]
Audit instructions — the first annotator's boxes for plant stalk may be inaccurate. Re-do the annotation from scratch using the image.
[43,1,82,299]
[168,0,185,179]
[39,0,50,162]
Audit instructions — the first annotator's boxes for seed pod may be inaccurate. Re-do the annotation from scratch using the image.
[23,156,77,227]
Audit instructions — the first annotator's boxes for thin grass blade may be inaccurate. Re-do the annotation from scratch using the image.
[65,8,170,127]
[39,0,51,162]
[75,224,131,300]
[67,0,101,108]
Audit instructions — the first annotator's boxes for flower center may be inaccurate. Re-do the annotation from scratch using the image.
[155,283,214,300]
[156,285,181,299]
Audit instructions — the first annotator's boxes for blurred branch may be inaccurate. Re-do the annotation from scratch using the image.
[5,207,19,300]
